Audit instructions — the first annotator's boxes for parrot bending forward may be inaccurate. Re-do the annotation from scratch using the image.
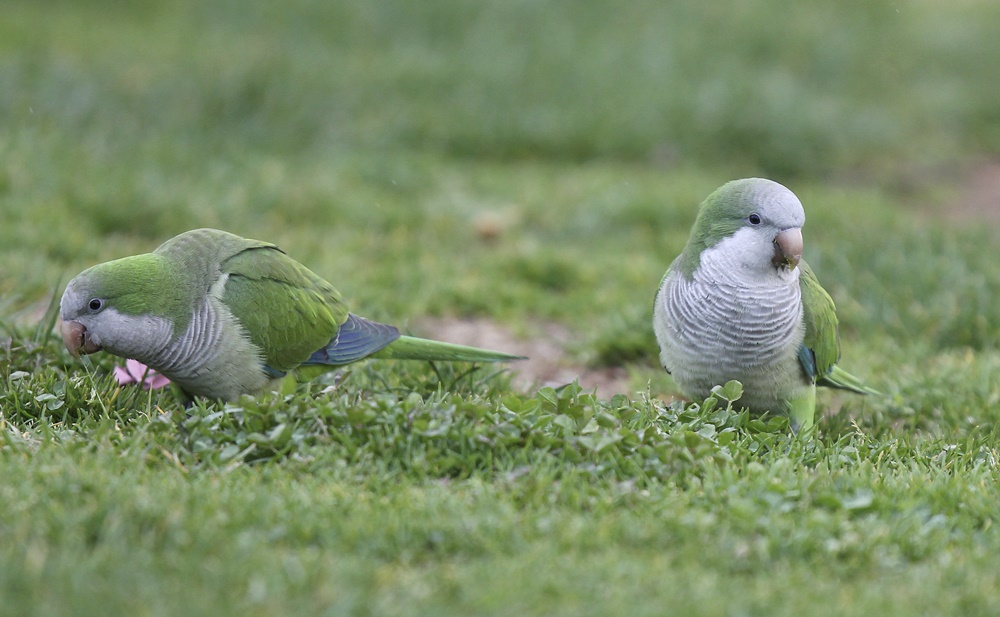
[60,228,524,401]
[653,178,876,431]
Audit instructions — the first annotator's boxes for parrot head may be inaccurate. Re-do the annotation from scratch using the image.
[679,177,805,278]
[60,255,189,361]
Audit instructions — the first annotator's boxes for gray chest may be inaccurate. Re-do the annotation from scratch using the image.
[142,297,271,401]
[654,258,805,410]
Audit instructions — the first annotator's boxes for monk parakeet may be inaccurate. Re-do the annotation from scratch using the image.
[60,228,523,401]
[653,178,876,431]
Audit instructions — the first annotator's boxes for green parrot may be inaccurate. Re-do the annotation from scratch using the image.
[653,178,876,431]
[60,228,523,401]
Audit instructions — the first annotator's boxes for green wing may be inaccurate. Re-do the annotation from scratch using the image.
[220,245,348,373]
[798,260,841,383]
[799,261,877,394]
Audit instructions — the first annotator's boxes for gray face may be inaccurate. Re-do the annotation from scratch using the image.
[712,180,806,278]
[60,276,106,355]
[59,275,173,360]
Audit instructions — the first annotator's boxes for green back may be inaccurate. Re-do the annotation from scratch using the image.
[151,229,355,372]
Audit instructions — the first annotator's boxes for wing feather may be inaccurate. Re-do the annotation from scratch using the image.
[220,246,348,373]
[798,260,841,383]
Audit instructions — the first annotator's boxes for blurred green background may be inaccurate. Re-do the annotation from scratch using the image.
[3,0,999,312]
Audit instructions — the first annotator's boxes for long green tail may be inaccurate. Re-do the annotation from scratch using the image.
[372,335,525,363]
[819,365,880,396]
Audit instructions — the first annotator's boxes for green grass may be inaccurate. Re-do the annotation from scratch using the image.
[3,0,1000,615]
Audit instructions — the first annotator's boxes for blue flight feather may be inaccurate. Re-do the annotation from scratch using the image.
[303,313,401,366]
[262,365,287,379]
[797,343,817,383]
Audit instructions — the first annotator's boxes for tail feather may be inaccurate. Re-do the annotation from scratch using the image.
[303,313,525,367]
[372,335,526,363]
[819,365,880,396]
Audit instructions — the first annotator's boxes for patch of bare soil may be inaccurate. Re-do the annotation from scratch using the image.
[942,162,1000,223]
[414,317,634,398]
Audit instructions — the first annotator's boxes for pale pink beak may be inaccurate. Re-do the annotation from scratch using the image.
[61,320,102,357]
[772,228,803,270]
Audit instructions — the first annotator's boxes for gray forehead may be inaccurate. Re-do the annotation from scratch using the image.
[60,279,84,318]
[748,179,805,227]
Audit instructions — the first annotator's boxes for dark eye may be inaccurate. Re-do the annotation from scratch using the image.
[748,213,762,225]
[88,298,104,312]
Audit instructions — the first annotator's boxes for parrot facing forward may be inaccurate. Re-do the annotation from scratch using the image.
[653,178,876,431]
[60,228,524,401]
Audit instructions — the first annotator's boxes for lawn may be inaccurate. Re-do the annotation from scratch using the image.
[3,1,1000,615]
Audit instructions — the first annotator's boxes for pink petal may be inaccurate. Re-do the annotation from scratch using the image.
[113,364,137,385]
[124,359,147,381]
[145,372,172,390]
[115,359,171,390]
